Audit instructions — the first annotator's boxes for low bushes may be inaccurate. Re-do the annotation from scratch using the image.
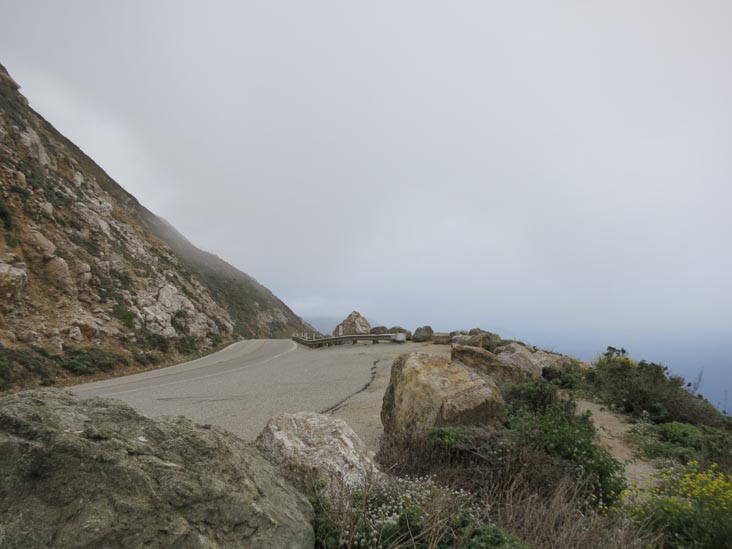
[59,348,128,375]
[310,475,529,548]
[628,420,732,472]
[627,462,732,548]
[587,348,726,428]
[112,304,136,329]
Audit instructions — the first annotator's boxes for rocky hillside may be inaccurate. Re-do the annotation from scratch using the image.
[0,63,311,391]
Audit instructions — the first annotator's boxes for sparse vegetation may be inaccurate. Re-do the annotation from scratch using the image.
[59,348,128,375]
[310,475,530,548]
[0,198,13,230]
[112,304,136,329]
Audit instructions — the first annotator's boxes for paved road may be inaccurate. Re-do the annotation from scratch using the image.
[71,339,414,440]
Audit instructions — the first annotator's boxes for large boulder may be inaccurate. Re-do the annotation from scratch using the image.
[381,353,505,436]
[370,325,388,335]
[412,325,434,342]
[256,412,381,496]
[0,390,314,548]
[492,343,544,379]
[493,342,584,377]
[451,344,540,383]
[452,331,503,352]
[389,326,412,340]
[333,310,371,336]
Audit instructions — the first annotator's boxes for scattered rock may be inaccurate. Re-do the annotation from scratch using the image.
[451,344,539,383]
[44,256,77,295]
[452,331,503,352]
[381,352,505,436]
[0,390,314,548]
[256,412,381,496]
[17,330,40,343]
[333,310,371,336]
[0,261,27,311]
[412,326,434,342]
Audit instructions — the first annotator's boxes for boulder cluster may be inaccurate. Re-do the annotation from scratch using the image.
[0,326,585,547]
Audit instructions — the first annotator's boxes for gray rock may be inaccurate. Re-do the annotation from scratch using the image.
[412,325,434,342]
[332,310,371,336]
[0,390,314,548]
[0,261,27,311]
[370,326,388,335]
[256,412,381,496]
[431,332,452,344]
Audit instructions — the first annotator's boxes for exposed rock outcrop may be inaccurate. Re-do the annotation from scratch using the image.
[370,326,388,335]
[452,330,503,352]
[0,389,314,548]
[493,342,582,378]
[256,412,381,496]
[0,62,312,390]
[431,332,451,344]
[332,311,371,336]
[451,344,540,383]
[412,325,434,342]
[0,257,26,311]
[381,352,505,436]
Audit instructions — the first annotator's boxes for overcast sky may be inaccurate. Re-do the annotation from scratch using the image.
[2,1,731,407]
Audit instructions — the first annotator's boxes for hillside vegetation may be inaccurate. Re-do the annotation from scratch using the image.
[0,63,311,392]
[310,339,731,549]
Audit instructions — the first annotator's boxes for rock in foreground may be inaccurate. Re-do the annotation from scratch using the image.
[0,389,313,548]
[256,412,381,496]
[381,352,505,436]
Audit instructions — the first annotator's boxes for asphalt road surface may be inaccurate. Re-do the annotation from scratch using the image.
[71,339,421,441]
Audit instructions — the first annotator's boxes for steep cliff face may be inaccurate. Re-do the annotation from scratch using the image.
[0,63,309,390]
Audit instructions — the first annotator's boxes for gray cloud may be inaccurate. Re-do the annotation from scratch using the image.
[2,0,731,406]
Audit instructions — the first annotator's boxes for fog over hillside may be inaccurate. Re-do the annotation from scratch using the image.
[1,1,730,408]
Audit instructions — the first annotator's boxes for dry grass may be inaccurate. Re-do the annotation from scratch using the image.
[377,431,661,549]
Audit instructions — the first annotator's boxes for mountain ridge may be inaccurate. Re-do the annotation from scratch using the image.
[0,62,311,391]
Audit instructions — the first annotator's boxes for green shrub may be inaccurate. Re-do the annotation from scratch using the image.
[430,426,469,448]
[628,462,732,548]
[175,335,198,355]
[59,348,128,375]
[628,421,732,472]
[542,362,586,389]
[0,199,13,230]
[504,379,559,413]
[509,402,625,506]
[137,329,170,353]
[112,304,136,329]
[0,356,9,389]
[589,348,725,427]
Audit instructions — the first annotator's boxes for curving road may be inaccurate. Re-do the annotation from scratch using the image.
[71,339,421,441]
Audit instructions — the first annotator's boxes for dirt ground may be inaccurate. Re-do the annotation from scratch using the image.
[575,399,658,487]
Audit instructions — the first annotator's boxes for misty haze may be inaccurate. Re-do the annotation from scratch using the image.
[1,2,731,548]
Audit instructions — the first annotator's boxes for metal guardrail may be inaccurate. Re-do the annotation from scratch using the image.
[292,332,407,348]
